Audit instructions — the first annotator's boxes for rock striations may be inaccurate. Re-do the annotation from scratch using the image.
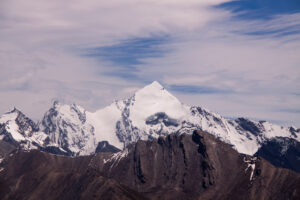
[0,131,299,200]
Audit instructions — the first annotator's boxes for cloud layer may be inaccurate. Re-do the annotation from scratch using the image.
[0,0,299,127]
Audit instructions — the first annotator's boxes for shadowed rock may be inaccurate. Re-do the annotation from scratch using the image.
[95,141,121,153]
[0,131,299,200]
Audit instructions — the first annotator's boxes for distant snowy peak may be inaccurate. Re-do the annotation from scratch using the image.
[0,81,299,156]
[0,108,38,140]
[85,81,300,155]
[85,81,188,150]
[40,101,96,155]
[123,81,190,130]
[91,81,299,155]
[0,108,48,149]
[133,81,180,105]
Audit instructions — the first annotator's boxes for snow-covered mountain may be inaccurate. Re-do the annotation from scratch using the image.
[40,101,97,155]
[0,108,49,150]
[0,81,299,156]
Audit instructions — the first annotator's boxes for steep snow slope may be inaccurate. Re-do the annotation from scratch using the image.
[129,81,190,127]
[86,103,124,150]
[0,108,48,150]
[86,81,299,155]
[40,101,96,155]
[0,81,299,156]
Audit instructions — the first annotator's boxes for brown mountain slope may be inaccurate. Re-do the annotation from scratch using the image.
[0,130,299,200]
[91,130,300,200]
[0,150,146,200]
[0,140,16,157]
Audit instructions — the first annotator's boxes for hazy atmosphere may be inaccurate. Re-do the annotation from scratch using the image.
[1,0,300,127]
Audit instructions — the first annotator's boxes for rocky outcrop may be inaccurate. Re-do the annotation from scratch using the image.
[0,150,145,200]
[0,131,299,200]
[90,130,300,200]
[255,137,300,173]
[95,141,121,153]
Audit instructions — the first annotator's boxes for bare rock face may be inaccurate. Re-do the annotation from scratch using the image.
[0,131,299,200]
[91,130,300,200]
[0,150,146,200]
[255,137,300,173]
[95,141,121,153]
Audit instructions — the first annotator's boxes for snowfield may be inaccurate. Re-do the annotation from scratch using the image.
[0,81,299,156]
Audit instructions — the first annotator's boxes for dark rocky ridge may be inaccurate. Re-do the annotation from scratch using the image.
[0,140,16,158]
[0,131,299,200]
[0,150,145,200]
[95,141,121,153]
[235,117,263,137]
[92,130,300,200]
[255,137,300,173]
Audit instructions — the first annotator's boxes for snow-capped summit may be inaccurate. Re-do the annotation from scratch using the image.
[0,81,299,156]
[129,81,189,127]
[84,81,299,155]
[141,80,164,90]
[0,108,48,149]
[0,107,40,140]
[40,101,96,155]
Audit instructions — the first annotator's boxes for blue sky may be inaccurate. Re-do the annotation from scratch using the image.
[0,0,300,126]
[218,0,300,20]
[84,36,169,79]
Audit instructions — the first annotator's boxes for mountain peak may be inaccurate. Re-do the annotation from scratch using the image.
[7,107,20,113]
[133,81,180,104]
[136,81,165,95]
[148,81,164,89]
[2,107,24,119]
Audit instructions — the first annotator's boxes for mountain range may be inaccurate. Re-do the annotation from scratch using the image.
[0,81,299,172]
[0,131,299,200]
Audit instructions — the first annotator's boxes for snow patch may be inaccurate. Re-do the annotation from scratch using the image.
[104,148,129,166]
[87,102,124,150]
[244,157,257,181]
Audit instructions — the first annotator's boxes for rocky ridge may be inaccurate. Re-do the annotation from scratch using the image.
[0,131,299,200]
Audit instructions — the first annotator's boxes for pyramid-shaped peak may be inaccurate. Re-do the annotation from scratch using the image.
[138,81,165,94]
[132,81,181,105]
[148,81,164,89]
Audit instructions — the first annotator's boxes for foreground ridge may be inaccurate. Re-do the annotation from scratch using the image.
[0,131,299,200]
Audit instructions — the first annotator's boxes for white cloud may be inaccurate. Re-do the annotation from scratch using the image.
[0,0,299,127]
[134,13,300,126]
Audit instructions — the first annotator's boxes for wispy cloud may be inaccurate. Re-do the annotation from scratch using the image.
[0,0,300,126]
[169,85,234,94]
[84,36,170,79]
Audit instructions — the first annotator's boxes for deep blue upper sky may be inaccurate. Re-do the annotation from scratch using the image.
[85,36,169,79]
[217,0,300,20]
[85,0,300,83]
